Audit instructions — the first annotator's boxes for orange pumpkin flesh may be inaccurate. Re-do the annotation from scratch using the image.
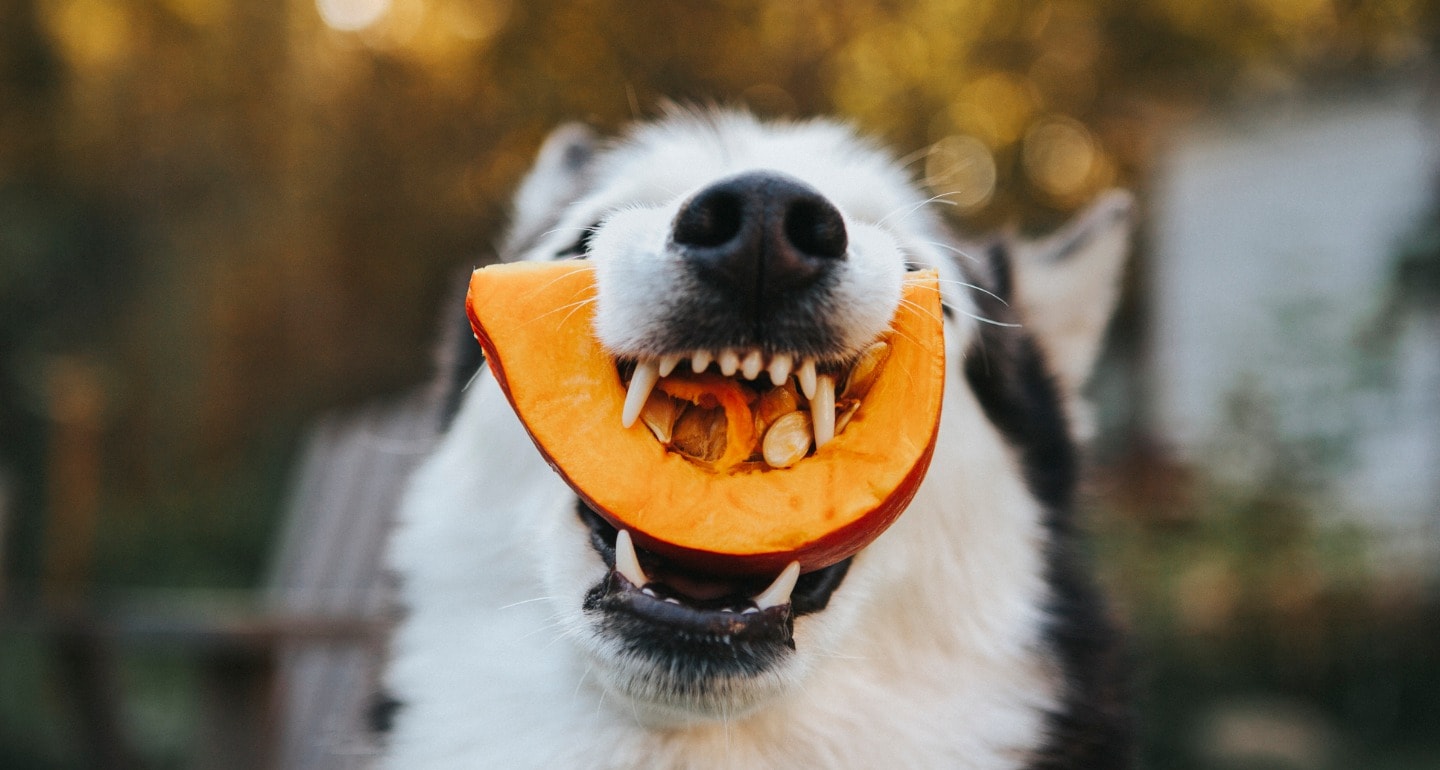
[465,260,945,576]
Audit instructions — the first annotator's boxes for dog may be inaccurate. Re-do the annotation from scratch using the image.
[377,109,1134,769]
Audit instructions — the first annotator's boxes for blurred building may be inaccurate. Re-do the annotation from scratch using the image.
[1148,83,1440,575]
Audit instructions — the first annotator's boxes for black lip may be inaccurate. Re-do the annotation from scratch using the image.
[576,500,853,620]
[589,571,798,650]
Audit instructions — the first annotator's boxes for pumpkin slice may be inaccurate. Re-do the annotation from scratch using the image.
[465,260,946,576]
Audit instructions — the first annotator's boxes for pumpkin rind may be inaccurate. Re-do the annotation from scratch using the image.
[465,260,946,576]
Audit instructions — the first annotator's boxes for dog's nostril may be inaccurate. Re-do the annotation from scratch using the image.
[674,189,745,249]
[784,198,847,260]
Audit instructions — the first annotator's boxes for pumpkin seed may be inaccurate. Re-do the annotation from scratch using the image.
[762,411,813,469]
[640,390,681,445]
[753,380,801,435]
[671,405,727,463]
[835,399,862,435]
[841,341,891,401]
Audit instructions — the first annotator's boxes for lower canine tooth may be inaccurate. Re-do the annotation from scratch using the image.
[752,561,801,610]
[622,361,660,429]
[811,374,836,448]
[614,530,649,587]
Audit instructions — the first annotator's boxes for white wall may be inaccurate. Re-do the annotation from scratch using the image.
[1148,88,1439,568]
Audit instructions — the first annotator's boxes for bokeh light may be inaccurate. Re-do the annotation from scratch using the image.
[924,135,997,212]
[317,0,392,32]
[1022,115,1097,202]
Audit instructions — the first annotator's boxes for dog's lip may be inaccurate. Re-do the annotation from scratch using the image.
[577,501,853,619]
[603,570,797,646]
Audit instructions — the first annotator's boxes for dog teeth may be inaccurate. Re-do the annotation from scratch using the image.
[657,354,681,377]
[811,374,836,448]
[718,350,741,376]
[752,561,801,610]
[690,350,713,373]
[797,359,818,399]
[622,361,660,429]
[741,350,764,380]
[767,354,793,386]
[614,530,650,588]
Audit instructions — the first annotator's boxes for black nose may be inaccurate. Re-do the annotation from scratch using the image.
[672,172,847,301]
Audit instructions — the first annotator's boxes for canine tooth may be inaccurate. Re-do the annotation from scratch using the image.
[658,354,681,377]
[622,361,660,429]
[797,359,818,399]
[718,350,741,376]
[690,350,713,373]
[752,561,801,610]
[767,354,793,386]
[811,374,836,448]
[741,350,764,380]
[614,530,649,588]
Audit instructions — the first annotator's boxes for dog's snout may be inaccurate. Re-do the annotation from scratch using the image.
[673,172,847,300]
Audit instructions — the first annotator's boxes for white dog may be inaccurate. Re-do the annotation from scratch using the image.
[378,110,1134,769]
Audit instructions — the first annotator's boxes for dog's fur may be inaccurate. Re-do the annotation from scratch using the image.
[379,110,1134,769]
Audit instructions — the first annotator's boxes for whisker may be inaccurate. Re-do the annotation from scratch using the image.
[556,296,599,327]
[916,239,981,264]
[497,596,556,610]
[956,307,1022,328]
[515,617,568,642]
[460,365,486,393]
[895,296,945,328]
[932,277,1009,307]
[876,192,962,229]
[572,663,593,701]
[528,294,597,326]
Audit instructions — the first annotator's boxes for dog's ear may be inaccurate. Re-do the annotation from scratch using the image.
[504,122,598,258]
[1010,190,1134,410]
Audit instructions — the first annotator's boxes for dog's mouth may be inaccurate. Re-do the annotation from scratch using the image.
[578,501,852,650]
[617,342,890,472]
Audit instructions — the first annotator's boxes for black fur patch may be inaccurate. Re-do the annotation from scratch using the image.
[962,246,1133,769]
[438,270,486,430]
[367,690,403,735]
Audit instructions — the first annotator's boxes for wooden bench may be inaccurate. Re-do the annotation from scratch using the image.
[263,391,438,769]
[22,391,438,769]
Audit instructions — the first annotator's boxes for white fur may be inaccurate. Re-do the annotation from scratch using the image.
[381,111,1126,769]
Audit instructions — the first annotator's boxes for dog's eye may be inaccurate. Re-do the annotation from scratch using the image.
[555,222,601,259]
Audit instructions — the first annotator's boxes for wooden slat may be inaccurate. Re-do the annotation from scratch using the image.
[265,392,438,770]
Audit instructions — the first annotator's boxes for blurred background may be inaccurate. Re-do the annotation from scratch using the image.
[2,0,1438,767]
